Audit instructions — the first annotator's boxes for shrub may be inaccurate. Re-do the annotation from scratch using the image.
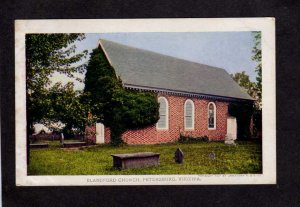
[178,134,209,143]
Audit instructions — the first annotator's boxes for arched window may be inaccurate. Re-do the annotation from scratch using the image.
[208,102,216,129]
[184,99,195,130]
[157,97,168,129]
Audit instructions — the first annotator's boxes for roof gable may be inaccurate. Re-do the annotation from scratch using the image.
[98,39,254,101]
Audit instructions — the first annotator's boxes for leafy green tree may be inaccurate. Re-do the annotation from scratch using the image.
[84,48,159,145]
[251,31,262,138]
[26,34,88,163]
[45,82,93,136]
[26,34,88,129]
[252,31,262,106]
[230,71,259,108]
[229,32,262,139]
[229,70,263,139]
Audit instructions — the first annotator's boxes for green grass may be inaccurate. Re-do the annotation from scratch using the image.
[28,140,262,175]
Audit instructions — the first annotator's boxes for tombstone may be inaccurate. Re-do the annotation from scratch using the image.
[224,135,236,145]
[175,148,184,164]
[96,123,105,144]
[208,152,216,160]
[225,116,237,145]
[60,133,64,145]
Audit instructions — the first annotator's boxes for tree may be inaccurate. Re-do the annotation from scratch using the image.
[230,70,264,139]
[26,34,88,129]
[84,47,159,145]
[230,71,257,139]
[251,32,262,138]
[26,34,88,163]
[45,82,93,136]
[230,71,259,108]
[252,31,262,106]
[229,32,262,139]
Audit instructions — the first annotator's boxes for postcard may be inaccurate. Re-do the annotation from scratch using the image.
[15,18,276,186]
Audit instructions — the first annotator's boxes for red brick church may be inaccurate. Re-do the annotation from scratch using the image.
[85,39,254,145]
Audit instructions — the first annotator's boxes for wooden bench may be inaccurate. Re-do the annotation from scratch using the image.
[30,143,49,149]
[111,152,160,169]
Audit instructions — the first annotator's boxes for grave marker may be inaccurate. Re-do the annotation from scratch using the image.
[175,148,184,164]
[60,133,64,145]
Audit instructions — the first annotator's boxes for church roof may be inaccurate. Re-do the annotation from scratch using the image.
[98,39,254,101]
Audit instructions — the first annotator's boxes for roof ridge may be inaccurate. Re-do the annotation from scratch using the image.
[98,38,227,72]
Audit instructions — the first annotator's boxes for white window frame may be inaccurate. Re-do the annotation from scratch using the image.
[208,102,216,130]
[156,96,169,130]
[184,99,195,130]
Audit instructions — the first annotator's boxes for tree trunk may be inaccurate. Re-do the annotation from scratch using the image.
[27,122,32,167]
[110,126,125,146]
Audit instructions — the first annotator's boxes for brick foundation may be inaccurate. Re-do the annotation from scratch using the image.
[85,93,229,145]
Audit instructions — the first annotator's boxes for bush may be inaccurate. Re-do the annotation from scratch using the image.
[84,47,159,146]
[178,134,209,143]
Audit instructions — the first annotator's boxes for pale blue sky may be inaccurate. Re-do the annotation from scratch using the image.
[51,32,258,90]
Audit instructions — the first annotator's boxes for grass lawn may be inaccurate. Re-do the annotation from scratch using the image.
[28,140,262,175]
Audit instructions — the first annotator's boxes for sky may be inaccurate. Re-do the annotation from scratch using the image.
[50,32,258,90]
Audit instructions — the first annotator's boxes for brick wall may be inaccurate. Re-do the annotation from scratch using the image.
[85,125,96,144]
[104,127,111,143]
[91,93,229,145]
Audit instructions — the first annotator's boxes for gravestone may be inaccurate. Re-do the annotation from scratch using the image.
[225,116,237,145]
[60,133,64,145]
[224,135,236,145]
[208,152,216,160]
[175,148,184,164]
[96,123,105,144]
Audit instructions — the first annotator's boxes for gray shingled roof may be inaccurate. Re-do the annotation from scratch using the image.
[99,39,254,101]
